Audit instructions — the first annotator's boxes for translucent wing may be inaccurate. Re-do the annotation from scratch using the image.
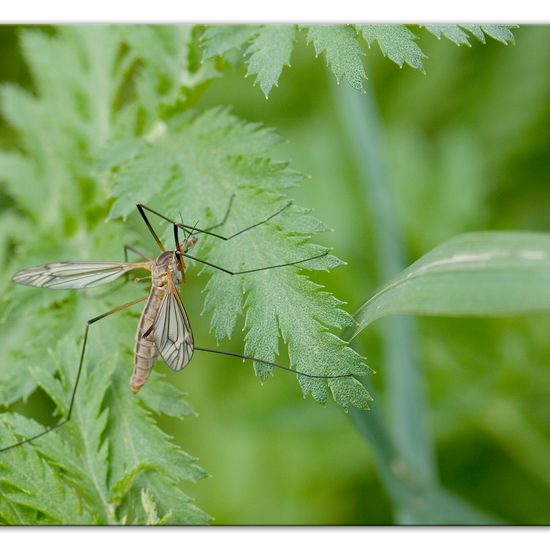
[153,282,194,371]
[12,261,150,290]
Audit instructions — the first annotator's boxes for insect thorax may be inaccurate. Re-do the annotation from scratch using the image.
[152,251,182,286]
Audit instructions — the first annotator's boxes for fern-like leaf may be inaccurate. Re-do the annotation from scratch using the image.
[424,24,517,46]
[103,108,371,410]
[0,25,211,525]
[306,25,367,91]
[245,25,296,97]
[1,336,208,525]
[358,25,426,70]
[198,24,518,97]
[0,413,95,524]
[202,25,260,60]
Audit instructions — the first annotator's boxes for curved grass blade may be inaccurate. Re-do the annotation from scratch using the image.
[353,231,550,339]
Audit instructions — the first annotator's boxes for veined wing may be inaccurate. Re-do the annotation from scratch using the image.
[153,279,194,371]
[12,261,151,290]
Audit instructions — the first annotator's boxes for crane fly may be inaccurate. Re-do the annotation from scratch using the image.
[1,197,352,453]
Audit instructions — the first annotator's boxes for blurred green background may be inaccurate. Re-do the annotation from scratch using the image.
[1,25,550,524]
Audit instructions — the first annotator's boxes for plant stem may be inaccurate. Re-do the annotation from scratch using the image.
[334,77,434,474]
[334,78,491,523]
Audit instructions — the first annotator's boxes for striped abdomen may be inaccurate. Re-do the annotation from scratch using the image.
[131,286,165,394]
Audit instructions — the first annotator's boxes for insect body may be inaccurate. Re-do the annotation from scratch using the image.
[132,246,194,394]
[2,199,351,452]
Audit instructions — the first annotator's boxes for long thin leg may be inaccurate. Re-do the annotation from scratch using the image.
[136,204,165,252]
[194,346,352,379]
[123,244,152,283]
[0,295,148,453]
[205,193,235,232]
[124,244,152,263]
[182,251,328,276]
[137,198,292,242]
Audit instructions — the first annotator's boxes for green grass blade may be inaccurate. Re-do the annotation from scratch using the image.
[349,395,499,524]
[334,77,434,480]
[354,231,550,337]
[335,75,494,525]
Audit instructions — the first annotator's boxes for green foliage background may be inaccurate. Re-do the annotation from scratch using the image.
[1,24,550,524]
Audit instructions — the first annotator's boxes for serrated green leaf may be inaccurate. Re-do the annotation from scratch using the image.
[353,232,550,338]
[0,25,211,526]
[245,25,296,97]
[108,365,206,491]
[0,151,40,219]
[357,25,426,70]
[108,144,176,220]
[3,329,206,524]
[104,108,370,410]
[0,296,78,407]
[30,339,114,518]
[135,471,210,525]
[0,414,95,525]
[475,24,517,44]
[202,25,260,60]
[424,24,472,46]
[306,25,367,91]
[424,24,517,46]
[118,25,215,131]
[138,372,196,419]
[243,270,370,405]
[140,488,171,525]
[122,25,192,82]
[0,493,39,524]
[198,24,517,98]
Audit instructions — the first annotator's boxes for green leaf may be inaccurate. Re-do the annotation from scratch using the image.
[0,151,40,220]
[197,24,517,97]
[0,25,211,525]
[119,25,216,130]
[353,232,550,338]
[138,371,196,419]
[107,364,206,494]
[0,340,112,523]
[306,25,367,91]
[245,25,295,97]
[140,488,171,525]
[3,332,208,525]
[0,296,78,406]
[424,24,472,45]
[357,25,426,70]
[201,23,298,94]
[424,25,517,46]
[107,141,176,220]
[202,25,260,59]
[134,471,209,525]
[30,344,114,521]
[0,415,95,524]
[472,25,518,44]
[105,107,371,410]
[349,404,498,524]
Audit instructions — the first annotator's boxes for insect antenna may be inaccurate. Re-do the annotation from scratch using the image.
[174,217,199,248]
[178,212,190,240]
[186,220,200,241]
[193,346,353,380]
